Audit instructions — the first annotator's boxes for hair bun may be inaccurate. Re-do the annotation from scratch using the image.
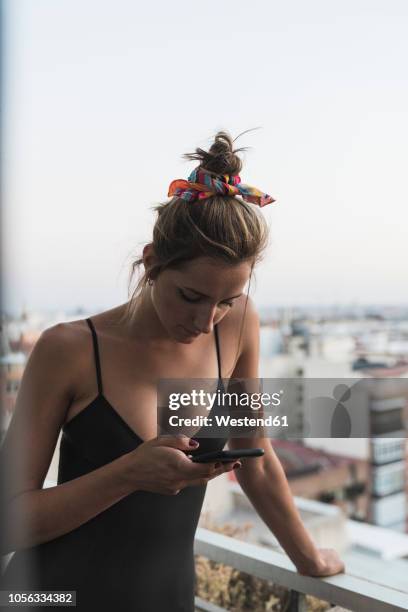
[183,129,256,177]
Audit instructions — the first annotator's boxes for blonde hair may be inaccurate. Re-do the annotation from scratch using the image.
[120,129,270,372]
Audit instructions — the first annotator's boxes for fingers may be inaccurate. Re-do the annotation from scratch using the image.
[153,434,200,451]
[214,461,242,472]
[186,462,242,487]
[221,461,242,471]
[314,550,345,577]
[191,460,242,478]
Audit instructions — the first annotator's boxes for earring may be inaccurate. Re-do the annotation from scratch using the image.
[147,277,153,286]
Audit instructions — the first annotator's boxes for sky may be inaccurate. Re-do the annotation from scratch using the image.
[2,0,408,315]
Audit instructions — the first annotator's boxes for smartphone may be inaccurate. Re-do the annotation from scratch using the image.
[191,448,264,463]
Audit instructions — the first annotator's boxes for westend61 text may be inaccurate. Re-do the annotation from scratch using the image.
[168,415,289,428]
[168,390,282,411]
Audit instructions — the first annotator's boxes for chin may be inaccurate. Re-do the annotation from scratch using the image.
[174,325,200,343]
[177,337,196,344]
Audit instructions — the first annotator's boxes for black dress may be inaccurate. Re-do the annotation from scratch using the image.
[1,318,228,611]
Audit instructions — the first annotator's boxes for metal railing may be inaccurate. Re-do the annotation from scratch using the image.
[33,479,408,611]
[193,527,408,612]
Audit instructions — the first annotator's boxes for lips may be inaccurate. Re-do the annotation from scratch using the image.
[182,326,200,336]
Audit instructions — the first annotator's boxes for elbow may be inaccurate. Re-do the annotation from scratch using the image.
[1,490,42,555]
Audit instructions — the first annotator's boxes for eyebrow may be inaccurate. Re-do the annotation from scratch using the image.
[183,286,243,301]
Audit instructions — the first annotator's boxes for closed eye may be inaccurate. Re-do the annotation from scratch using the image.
[178,289,234,308]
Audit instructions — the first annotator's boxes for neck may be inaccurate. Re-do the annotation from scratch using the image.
[118,288,175,344]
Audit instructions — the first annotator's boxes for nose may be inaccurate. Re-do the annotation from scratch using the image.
[192,305,217,334]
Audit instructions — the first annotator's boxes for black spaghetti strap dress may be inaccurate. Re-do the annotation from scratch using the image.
[1,318,229,611]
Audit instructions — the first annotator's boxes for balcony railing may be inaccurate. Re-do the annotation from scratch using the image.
[193,527,408,612]
[11,480,407,611]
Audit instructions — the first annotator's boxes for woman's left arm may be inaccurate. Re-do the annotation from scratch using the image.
[227,298,345,577]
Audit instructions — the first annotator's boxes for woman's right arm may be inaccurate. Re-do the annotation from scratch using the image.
[0,323,136,555]
[1,446,140,555]
[1,324,236,555]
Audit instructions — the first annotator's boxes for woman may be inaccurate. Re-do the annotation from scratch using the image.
[1,130,344,611]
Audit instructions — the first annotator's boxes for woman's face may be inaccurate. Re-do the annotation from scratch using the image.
[150,257,252,343]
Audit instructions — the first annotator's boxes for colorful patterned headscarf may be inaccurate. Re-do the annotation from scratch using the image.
[168,167,275,208]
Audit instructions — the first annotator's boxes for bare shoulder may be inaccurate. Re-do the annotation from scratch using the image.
[39,319,90,357]
[237,293,259,327]
[220,293,259,336]
[218,294,260,365]
[34,319,93,391]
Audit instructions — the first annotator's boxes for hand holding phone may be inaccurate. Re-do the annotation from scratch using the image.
[191,448,264,463]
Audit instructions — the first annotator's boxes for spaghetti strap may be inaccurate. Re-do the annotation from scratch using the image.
[85,318,103,395]
[214,324,222,379]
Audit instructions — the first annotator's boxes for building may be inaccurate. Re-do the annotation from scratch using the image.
[0,353,26,442]
[368,392,408,531]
